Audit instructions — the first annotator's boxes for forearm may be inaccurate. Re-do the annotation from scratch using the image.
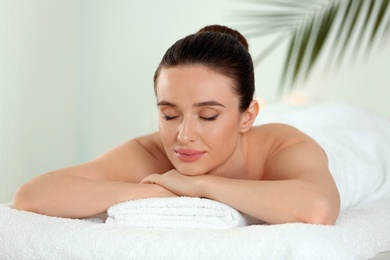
[14,173,176,218]
[198,175,339,225]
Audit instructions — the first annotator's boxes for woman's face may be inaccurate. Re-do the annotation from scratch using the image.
[156,65,245,176]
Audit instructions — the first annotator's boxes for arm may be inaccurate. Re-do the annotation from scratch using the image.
[142,141,340,225]
[13,133,176,218]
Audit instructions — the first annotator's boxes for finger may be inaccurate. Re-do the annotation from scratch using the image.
[140,174,159,184]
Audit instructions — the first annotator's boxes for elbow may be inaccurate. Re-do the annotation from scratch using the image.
[13,185,36,212]
[302,194,340,225]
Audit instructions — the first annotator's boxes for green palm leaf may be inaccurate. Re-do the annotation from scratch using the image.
[233,0,390,94]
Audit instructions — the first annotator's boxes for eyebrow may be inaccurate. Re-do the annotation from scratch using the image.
[157,100,225,108]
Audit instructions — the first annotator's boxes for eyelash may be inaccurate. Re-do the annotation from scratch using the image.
[163,115,178,121]
[163,114,219,121]
[200,114,219,121]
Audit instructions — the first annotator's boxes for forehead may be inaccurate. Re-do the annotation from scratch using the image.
[156,65,237,102]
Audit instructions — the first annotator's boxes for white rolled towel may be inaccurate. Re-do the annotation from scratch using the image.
[106,197,260,229]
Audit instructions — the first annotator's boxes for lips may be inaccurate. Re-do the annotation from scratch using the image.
[174,148,205,162]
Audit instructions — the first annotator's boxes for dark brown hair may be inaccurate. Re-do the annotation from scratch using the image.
[153,25,254,112]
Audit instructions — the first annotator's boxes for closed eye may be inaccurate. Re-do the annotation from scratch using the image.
[163,115,179,121]
[200,114,219,121]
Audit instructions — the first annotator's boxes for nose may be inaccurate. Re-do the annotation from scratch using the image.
[177,118,197,144]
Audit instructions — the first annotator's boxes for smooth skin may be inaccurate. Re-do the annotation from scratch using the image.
[14,65,340,224]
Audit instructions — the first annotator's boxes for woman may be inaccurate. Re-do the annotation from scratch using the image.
[13,25,340,225]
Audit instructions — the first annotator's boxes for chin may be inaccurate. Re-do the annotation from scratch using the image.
[174,164,208,176]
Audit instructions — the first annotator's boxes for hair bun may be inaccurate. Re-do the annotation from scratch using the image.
[197,25,249,50]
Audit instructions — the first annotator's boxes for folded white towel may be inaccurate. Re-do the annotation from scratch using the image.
[105,197,260,229]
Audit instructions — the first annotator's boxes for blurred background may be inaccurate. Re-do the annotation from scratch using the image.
[1,0,389,203]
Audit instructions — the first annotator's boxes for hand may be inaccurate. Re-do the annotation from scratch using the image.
[141,169,202,198]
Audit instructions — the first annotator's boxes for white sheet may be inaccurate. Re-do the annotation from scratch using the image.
[1,200,390,259]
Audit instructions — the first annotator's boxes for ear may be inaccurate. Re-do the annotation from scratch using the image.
[240,99,259,133]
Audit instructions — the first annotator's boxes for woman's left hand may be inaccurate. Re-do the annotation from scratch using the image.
[140,170,202,197]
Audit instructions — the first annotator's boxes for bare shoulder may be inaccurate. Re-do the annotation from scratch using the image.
[250,123,329,180]
[250,123,317,155]
[133,132,171,165]
[89,132,173,183]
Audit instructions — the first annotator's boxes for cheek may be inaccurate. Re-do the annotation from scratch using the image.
[159,120,178,148]
[203,119,240,148]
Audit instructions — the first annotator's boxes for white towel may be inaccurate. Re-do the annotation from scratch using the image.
[105,197,260,229]
[255,102,390,210]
